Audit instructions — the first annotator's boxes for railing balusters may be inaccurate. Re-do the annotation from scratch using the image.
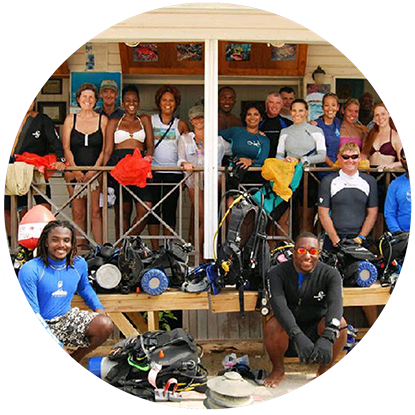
[8,165,403,259]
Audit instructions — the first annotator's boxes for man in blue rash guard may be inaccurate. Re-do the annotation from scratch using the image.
[18,220,113,362]
[384,148,411,233]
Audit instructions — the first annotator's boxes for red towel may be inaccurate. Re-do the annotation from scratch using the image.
[15,152,61,180]
[110,148,152,187]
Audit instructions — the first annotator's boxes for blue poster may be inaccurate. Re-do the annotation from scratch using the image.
[70,72,122,108]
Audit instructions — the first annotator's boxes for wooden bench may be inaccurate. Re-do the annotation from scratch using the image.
[210,282,391,312]
[72,290,209,337]
[72,282,390,337]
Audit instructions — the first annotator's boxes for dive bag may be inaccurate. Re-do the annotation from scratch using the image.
[86,243,121,293]
[322,239,378,287]
[377,231,409,287]
[104,328,208,401]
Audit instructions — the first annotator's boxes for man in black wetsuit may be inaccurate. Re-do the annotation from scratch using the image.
[318,141,378,251]
[263,232,347,388]
[260,91,293,157]
[5,98,66,242]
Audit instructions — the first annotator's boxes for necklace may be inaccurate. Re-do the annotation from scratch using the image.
[49,263,67,271]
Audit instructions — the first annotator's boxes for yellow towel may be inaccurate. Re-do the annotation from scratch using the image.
[5,162,46,196]
[261,158,298,202]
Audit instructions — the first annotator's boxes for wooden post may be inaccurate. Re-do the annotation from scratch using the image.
[194,170,200,265]
[303,167,309,232]
[102,170,108,243]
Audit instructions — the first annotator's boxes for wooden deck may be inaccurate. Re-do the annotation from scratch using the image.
[72,282,390,337]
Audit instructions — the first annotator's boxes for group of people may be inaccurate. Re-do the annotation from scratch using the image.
[10,81,411,390]
[7,81,409,255]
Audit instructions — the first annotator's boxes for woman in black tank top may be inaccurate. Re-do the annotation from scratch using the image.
[62,83,108,246]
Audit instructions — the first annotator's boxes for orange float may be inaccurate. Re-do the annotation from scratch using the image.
[18,205,56,250]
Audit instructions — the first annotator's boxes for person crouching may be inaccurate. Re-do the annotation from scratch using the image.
[263,232,347,387]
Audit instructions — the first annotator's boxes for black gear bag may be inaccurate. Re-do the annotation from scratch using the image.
[104,328,208,400]
[215,190,271,316]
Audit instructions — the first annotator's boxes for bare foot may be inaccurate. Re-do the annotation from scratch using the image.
[263,369,286,388]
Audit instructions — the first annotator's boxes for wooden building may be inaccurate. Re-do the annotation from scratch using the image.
[31,4,381,340]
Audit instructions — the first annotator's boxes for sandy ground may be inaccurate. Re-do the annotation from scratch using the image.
[79,339,323,408]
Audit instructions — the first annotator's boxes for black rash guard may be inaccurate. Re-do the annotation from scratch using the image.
[267,259,343,337]
[13,113,64,160]
[318,170,378,235]
[259,114,292,158]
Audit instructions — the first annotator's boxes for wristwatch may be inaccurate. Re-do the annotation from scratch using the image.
[57,157,66,163]
[330,318,341,328]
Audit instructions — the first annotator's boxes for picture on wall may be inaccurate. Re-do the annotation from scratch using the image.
[133,44,159,62]
[70,72,122,109]
[37,102,67,125]
[41,78,63,95]
[177,43,203,61]
[271,44,297,61]
[225,43,251,61]
[306,83,331,95]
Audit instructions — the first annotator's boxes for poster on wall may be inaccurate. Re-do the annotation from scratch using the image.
[306,83,331,121]
[133,44,159,62]
[177,43,203,61]
[85,44,95,70]
[70,72,122,111]
[225,43,251,61]
[271,44,297,61]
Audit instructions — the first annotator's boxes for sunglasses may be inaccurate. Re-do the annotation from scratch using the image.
[340,154,359,160]
[296,247,321,256]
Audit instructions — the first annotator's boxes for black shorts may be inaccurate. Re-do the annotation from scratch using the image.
[147,171,184,227]
[4,182,52,211]
[107,149,153,204]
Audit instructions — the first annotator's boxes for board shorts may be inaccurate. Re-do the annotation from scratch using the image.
[46,307,98,348]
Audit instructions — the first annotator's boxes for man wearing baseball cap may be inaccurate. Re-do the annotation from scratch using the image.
[95,79,124,119]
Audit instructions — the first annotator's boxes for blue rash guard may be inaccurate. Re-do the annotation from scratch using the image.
[384,174,411,232]
[18,256,104,321]
[219,127,270,166]
[316,117,341,164]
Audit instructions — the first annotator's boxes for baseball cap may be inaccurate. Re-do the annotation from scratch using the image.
[188,105,204,120]
[100,79,119,91]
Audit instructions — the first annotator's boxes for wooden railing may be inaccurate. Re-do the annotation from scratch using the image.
[8,165,405,261]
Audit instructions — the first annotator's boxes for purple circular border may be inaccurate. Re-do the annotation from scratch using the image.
[0,1,414,413]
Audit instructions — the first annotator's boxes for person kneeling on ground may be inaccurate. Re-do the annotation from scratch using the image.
[18,220,114,362]
[263,232,347,387]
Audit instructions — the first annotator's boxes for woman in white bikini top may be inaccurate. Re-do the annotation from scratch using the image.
[114,115,146,145]
[103,86,154,164]
[102,84,155,240]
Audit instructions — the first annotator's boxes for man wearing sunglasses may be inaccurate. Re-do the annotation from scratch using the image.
[318,141,378,250]
[263,232,347,388]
